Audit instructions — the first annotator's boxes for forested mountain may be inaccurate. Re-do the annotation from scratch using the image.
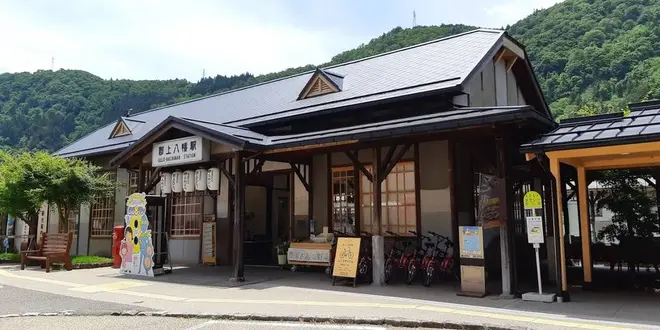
[1,0,659,151]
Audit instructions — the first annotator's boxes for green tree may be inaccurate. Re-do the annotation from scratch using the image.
[597,171,659,242]
[0,152,115,235]
[38,156,115,233]
[0,151,45,236]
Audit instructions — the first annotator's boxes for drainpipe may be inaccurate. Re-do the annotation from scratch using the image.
[535,152,569,302]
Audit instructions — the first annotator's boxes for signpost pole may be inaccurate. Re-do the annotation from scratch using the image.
[522,191,556,303]
[534,243,542,295]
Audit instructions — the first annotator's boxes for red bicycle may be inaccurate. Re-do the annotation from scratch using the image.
[384,231,414,284]
[404,230,434,284]
[423,231,458,287]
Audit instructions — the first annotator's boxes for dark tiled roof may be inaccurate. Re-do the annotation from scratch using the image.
[521,101,660,152]
[56,29,511,158]
[109,105,552,165]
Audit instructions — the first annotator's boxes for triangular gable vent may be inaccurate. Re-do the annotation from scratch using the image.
[109,118,132,138]
[298,69,342,100]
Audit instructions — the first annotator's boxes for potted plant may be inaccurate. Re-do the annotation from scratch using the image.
[276,241,289,266]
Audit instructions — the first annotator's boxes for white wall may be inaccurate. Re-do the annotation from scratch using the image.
[418,140,453,252]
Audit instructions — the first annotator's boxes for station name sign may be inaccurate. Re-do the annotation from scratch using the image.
[152,136,209,167]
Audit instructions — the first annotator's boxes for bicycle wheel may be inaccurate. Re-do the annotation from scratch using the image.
[405,261,417,284]
[384,259,394,284]
[358,257,368,279]
[423,263,435,287]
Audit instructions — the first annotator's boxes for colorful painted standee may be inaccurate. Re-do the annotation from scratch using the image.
[119,193,155,277]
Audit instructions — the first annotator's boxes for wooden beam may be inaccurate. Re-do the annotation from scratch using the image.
[219,162,235,189]
[505,57,518,72]
[550,156,569,293]
[380,146,396,175]
[577,166,592,283]
[144,167,162,193]
[582,154,660,170]
[546,141,660,160]
[345,151,373,182]
[493,47,506,63]
[251,159,265,174]
[380,144,412,182]
[289,163,311,193]
[264,140,359,154]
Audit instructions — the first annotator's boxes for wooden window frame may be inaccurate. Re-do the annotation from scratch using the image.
[67,210,79,238]
[169,191,204,237]
[329,159,421,236]
[330,166,357,236]
[90,171,116,237]
[360,161,417,236]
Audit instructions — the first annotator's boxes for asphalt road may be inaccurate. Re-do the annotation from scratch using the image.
[0,316,430,330]
[0,284,153,315]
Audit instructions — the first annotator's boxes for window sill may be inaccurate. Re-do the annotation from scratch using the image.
[170,235,201,239]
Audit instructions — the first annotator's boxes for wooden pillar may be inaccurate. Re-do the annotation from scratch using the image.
[308,162,314,235]
[577,166,592,283]
[495,137,513,297]
[137,163,145,193]
[371,147,385,286]
[231,151,245,282]
[549,157,569,296]
[372,147,382,234]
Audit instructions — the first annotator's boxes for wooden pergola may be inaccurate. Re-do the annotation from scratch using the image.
[522,100,660,296]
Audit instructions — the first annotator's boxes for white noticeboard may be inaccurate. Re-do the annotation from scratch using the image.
[525,216,544,244]
[152,136,209,167]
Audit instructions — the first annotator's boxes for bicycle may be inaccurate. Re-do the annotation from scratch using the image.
[357,231,373,283]
[405,230,434,284]
[423,231,458,287]
[384,231,415,284]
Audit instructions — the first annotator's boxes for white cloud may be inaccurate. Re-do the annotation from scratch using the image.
[0,0,360,81]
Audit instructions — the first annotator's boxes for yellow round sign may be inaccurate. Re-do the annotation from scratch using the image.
[523,191,542,209]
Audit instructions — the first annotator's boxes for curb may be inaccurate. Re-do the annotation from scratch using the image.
[0,310,523,329]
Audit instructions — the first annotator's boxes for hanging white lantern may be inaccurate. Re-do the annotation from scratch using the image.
[171,171,183,193]
[207,167,220,191]
[160,172,172,194]
[183,170,195,192]
[195,169,208,191]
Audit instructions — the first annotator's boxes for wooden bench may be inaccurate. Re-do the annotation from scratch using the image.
[21,232,73,273]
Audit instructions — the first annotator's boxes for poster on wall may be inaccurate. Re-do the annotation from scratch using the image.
[475,173,501,229]
[458,226,484,259]
[119,193,155,277]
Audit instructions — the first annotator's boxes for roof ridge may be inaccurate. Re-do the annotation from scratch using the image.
[178,116,255,132]
[119,29,500,121]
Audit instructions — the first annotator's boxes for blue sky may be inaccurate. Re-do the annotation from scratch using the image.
[0,0,562,81]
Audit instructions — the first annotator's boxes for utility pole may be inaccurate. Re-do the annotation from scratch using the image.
[413,10,417,27]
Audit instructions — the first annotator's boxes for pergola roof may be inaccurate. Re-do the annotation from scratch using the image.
[521,100,660,153]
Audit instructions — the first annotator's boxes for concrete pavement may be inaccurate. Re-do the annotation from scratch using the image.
[0,316,426,330]
[1,264,659,329]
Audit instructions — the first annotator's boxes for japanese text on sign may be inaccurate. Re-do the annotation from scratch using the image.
[332,238,361,278]
[525,216,544,244]
[152,136,209,167]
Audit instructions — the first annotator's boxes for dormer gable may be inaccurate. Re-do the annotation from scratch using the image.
[297,68,343,100]
[109,117,133,138]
